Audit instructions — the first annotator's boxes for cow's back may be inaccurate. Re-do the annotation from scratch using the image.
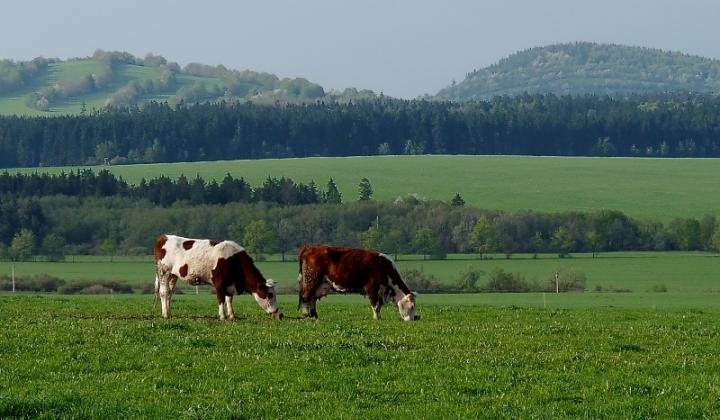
[300,245,385,291]
[155,234,245,282]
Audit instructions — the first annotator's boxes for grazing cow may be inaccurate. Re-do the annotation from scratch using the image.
[297,245,420,321]
[154,234,282,320]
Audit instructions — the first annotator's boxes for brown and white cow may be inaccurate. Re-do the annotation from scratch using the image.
[154,234,282,320]
[297,245,419,321]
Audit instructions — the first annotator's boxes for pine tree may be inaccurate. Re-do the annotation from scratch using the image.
[324,178,342,204]
[450,193,465,207]
[358,177,373,201]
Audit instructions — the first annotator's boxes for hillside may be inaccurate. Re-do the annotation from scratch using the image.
[0,50,376,115]
[436,42,720,100]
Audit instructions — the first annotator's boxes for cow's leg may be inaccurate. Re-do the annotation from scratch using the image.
[298,270,321,318]
[224,294,236,320]
[215,287,227,320]
[368,288,382,320]
[307,298,318,318]
[157,267,176,319]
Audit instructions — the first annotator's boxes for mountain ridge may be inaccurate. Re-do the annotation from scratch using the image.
[436,42,720,100]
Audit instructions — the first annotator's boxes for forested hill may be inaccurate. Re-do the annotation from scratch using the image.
[0,50,376,116]
[2,94,720,167]
[436,42,720,100]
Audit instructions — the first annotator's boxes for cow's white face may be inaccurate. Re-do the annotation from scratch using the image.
[397,293,419,321]
[253,279,283,319]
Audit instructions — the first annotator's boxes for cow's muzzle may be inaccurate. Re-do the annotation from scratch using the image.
[271,310,284,320]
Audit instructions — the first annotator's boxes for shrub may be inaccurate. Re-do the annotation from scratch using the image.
[0,274,64,292]
[483,269,528,292]
[455,268,483,291]
[593,285,632,293]
[58,280,133,295]
[400,268,442,291]
[544,269,587,292]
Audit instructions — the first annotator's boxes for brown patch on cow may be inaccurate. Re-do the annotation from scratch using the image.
[209,240,220,246]
[179,264,189,278]
[182,240,195,250]
[154,235,168,261]
[211,257,227,286]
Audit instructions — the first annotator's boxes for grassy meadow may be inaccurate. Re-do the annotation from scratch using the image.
[0,294,719,418]
[3,154,720,417]
[1,252,718,314]
[13,155,720,221]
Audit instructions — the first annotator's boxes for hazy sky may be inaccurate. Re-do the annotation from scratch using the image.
[2,0,719,98]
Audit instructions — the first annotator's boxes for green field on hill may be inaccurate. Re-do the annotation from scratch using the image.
[1,294,718,418]
[14,155,720,221]
[0,60,229,115]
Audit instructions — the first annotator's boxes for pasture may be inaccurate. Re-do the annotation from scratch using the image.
[0,294,718,418]
[11,155,720,221]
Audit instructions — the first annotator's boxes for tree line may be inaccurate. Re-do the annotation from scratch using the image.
[0,170,336,207]
[1,181,718,262]
[3,93,720,167]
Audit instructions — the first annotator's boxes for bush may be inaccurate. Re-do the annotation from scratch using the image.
[58,280,133,295]
[593,285,632,293]
[456,268,483,291]
[0,274,64,292]
[544,269,587,292]
[483,269,528,292]
[400,268,442,291]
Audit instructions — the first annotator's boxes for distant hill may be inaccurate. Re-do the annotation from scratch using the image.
[0,50,376,115]
[436,42,720,100]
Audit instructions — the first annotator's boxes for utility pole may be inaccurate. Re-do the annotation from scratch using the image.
[555,271,559,294]
[11,258,16,293]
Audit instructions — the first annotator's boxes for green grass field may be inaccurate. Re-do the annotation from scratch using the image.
[13,155,720,221]
[0,294,718,418]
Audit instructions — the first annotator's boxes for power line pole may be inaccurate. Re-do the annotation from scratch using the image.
[11,258,16,293]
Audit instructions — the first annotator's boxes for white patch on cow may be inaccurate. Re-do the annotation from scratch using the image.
[252,279,280,315]
[224,295,235,320]
[380,253,418,321]
[160,235,245,285]
[326,275,348,293]
[218,302,226,320]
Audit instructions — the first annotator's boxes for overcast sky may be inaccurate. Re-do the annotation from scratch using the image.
[2,0,719,98]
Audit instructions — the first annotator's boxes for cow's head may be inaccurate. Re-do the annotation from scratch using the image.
[397,293,420,321]
[253,279,283,320]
